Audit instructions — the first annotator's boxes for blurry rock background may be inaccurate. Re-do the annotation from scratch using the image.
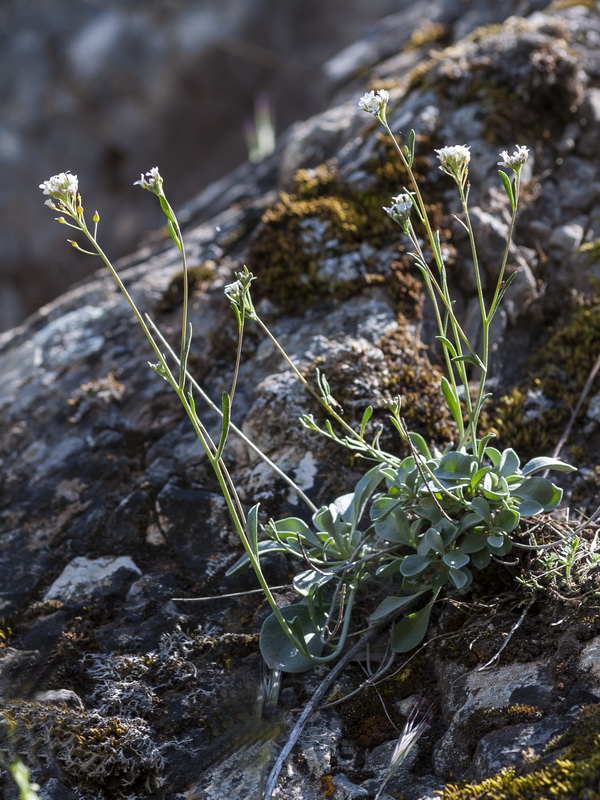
[1,0,405,332]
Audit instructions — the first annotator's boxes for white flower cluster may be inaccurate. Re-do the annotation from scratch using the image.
[498,145,530,170]
[39,171,78,204]
[435,145,471,178]
[134,166,163,193]
[358,89,389,117]
[383,193,413,230]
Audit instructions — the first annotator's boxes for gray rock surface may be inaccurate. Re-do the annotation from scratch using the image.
[2,0,399,331]
[1,1,600,798]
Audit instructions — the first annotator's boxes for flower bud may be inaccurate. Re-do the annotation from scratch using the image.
[383,193,413,233]
[134,166,164,195]
[435,145,471,185]
[498,145,529,172]
[358,89,390,119]
[39,171,78,205]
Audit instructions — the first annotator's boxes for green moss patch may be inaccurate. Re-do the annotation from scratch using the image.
[245,145,442,314]
[489,292,600,460]
[440,704,600,799]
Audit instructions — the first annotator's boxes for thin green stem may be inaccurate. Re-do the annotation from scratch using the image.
[161,197,189,393]
[77,219,176,383]
[406,228,465,441]
[382,122,474,442]
[457,182,487,321]
[469,172,521,446]
[147,316,318,512]
[456,181,487,453]
[487,172,520,322]
[66,204,316,663]
[252,314,387,463]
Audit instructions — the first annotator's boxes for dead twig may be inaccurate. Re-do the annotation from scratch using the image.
[476,598,534,671]
[262,625,380,800]
[546,350,600,472]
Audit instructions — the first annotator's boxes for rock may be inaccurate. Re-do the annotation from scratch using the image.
[471,712,575,778]
[433,660,555,776]
[43,556,142,603]
[1,1,600,799]
[550,219,586,255]
[33,690,84,711]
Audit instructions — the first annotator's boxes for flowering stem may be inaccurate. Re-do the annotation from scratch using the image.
[487,171,521,321]
[46,195,318,665]
[155,194,190,393]
[78,218,176,382]
[464,171,522,448]
[381,120,474,442]
[455,181,488,452]
[147,315,318,511]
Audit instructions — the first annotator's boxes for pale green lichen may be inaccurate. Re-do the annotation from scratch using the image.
[2,703,164,797]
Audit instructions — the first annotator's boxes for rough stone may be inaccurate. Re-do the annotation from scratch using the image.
[43,556,142,603]
[1,2,600,799]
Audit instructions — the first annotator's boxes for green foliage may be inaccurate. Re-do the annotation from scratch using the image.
[229,444,572,667]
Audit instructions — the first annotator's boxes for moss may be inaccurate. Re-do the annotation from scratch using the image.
[579,239,600,262]
[407,22,450,50]
[0,620,13,650]
[404,17,583,145]
[246,169,403,312]
[335,656,434,750]
[464,705,544,741]
[439,704,600,800]
[488,292,600,460]
[549,0,598,9]
[246,138,443,314]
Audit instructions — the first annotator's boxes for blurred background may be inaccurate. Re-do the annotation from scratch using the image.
[1,0,404,332]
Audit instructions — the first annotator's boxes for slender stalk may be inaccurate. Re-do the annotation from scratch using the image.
[381,122,476,441]
[148,316,318,512]
[62,204,317,663]
[465,171,521,449]
[487,172,521,321]
[77,220,176,382]
[455,182,487,452]
[252,314,389,463]
[163,199,190,393]
[457,182,486,320]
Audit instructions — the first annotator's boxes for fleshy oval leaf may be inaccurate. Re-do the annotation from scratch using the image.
[369,590,428,622]
[400,554,432,577]
[260,603,326,673]
[442,552,470,569]
[391,602,434,653]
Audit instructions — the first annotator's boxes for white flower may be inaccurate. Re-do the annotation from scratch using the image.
[498,145,530,170]
[383,193,413,230]
[134,166,163,193]
[39,171,78,200]
[224,280,243,302]
[435,145,471,182]
[358,89,389,118]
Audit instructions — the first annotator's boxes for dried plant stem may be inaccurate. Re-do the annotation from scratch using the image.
[263,625,380,800]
